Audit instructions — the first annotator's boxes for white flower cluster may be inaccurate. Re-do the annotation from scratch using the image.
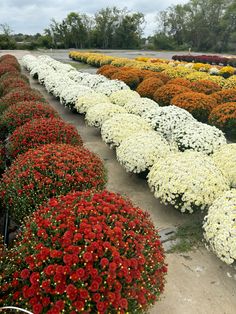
[75,93,110,114]
[85,103,127,128]
[203,190,236,264]
[95,80,129,96]
[212,144,236,188]
[116,131,173,173]
[22,55,38,71]
[147,151,229,213]
[101,114,152,148]
[209,67,220,75]
[109,90,140,106]
[142,106,195,140]
[171,122,227,154]
[124,98,159,116]
[59,85,94,109]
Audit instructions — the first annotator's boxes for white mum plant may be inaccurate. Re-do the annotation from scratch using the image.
[203,190,236,264]
[124,98,159,116]
[85,103,127,128]
[147,151,229,213]
[101,114,152,148]
[59,84,94,109]
[212,144,236,188]
[75,93,110,114]
[116,131,173,173]
[109,90,140,106]
[171,121,227,154]
[95,80,129,96]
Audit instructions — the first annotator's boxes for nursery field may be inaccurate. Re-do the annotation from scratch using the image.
[0,50,236,314]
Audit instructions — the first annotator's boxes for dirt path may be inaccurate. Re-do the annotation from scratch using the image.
[4,51,236,314]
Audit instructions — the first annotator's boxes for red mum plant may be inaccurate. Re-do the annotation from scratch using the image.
[209,102,236,139]
[0,101,59,139]
[0,141,6,173]
[0,64,18,77]
[171,92,217,122]
[111,70,141,89]
[0,143,106,224]
[0,72,29,84]
[0,190,167,313]
[0,88,46,115]
[153,84,191,106]
[1,79,29,97]
[190,80,221,95]
[7,117,83,159]
[212,89,236,104]
[167,78,192,88]
[136,77,164,99]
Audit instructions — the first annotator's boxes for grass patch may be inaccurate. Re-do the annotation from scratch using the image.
[64,61,91,70]
[167,214,204,253]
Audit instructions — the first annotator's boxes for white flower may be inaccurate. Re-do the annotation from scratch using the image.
[147,151,229,213]
[116,131,173,173]
[95,80,129,96]
[101,114,152,148]
[203,190,236,264]
[60,84,94,109]
[212,144,236,188]
[109,90,140,106]
[209,67,220,75]
[75,93,110,114]
[142,106,195,140]
[124,98,159,116]
[85,103,127,128]
[171,121,227,154]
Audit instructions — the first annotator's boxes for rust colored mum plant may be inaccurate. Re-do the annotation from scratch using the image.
[167,78,192,88]
[0,88,46,114]
[190,80,221,95]
[153,84,191,106]
[0,190,167,314]
[136,77,164,99]
[97,65,119,78]
[0,101,59,138]
[212,89,236,104]
[143,72,170,84]
[1,79,29,96]
[209,102,236,139]
[111,70,141,89]
[171,92,217,122]
[0,143,106,223]
[0,64,18,77]
[0,72,29,84]
[0,141,5,172]
[7,118,83,159]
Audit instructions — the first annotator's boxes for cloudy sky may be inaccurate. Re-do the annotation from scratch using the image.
[1,0,187,36]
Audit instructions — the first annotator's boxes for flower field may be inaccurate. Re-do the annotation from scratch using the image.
[0,52,236,313]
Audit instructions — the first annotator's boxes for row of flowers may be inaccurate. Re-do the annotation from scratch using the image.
[0,54,167,314]
[22,54,236,265]
[69,51,236,78]
[172,54,236,67]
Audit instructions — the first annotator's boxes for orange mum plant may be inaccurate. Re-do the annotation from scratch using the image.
[209,102,236,139]
[212,89,236,104]
[153,84,191,106]
[171,92,217,122]
[111,70,141,89]
[166,78,192,88]
[136,77,164,99]
[190,80,221,95]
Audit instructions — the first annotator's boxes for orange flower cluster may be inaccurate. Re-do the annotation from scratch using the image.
[111,70,141,89]
[212,89,236,104]
[209,102,236,139]
[171,92,217,122]
[153,84,191,106]
[190,80,221,95]
[136,77,164,98]
[167,78,192,88]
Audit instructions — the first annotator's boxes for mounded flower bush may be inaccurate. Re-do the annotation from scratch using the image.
[85,103,127,128]
[148,151,229,213]
[0,141,5,173]
[171,121,226,154]
[0,88,46,115]
[75,93,110,114]
[190,80,221,95]
[143,71,170,84]
[116,131,172,174]
[111,70,141,89]
[124,98,159,116]
[203,190,236,264]
[153,84,191,106]
[208,102,236,139]
[109,90,140,106]
[136,77,164,99]
[1,79,29,97]
[171,92,217,122]
[0,143,106,223]
[166,78,192,88]
[212,144,236,188]
[212,89,236,104]
[97,64,118,78]
[101,114,152,148]
[0,190,167,313]
[0,101,59,138]
[7,118,83,159]
[0,72,29,85]
[0,64,18,77]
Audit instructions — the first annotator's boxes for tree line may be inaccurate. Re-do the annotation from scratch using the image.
[1,1,236,52]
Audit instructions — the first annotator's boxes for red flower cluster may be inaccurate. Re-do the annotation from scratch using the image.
[0,88,46,114]
[0,101,59,138]
[0,143,106,224]
[172,54,231,65]
[0,141,5,172]
[0,54,20,70]
[0,63,18,77]
[0,72,29,85]
[0,190,167,313]
[1,79,29,96]
[8,117,83,159]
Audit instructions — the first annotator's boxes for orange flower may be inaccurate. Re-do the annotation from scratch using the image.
[212,89,236,104]
[167,78,192,88]
[190,80,221,94]
[153,84,191,106]
[136,77,164,98]
[111,70,141,89]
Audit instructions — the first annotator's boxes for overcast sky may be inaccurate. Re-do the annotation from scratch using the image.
[0,0,188,36]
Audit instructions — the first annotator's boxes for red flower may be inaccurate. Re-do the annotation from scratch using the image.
[100,257,109,268]
[89,281,99,292]
[83,251,93,262]
[66,284,78,301]
[33,303,43,314]
[119,298,128,309]
[79,288,89,299]
[20,268,30,280]
[30,272,40,285]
